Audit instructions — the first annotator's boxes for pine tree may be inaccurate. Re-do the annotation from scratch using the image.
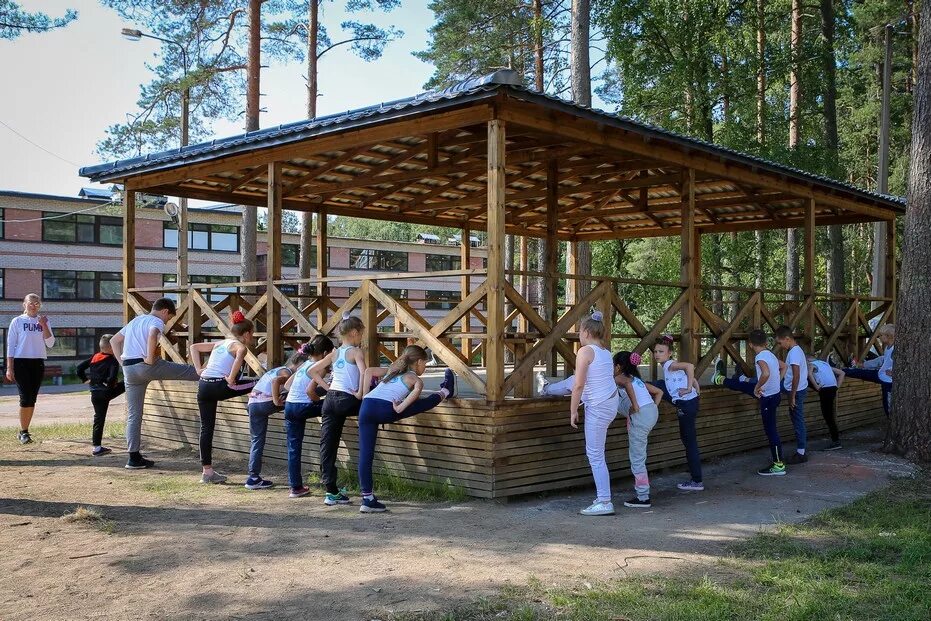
[0,1,75,39]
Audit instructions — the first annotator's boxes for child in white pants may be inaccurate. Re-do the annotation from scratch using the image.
[569,311,620,516]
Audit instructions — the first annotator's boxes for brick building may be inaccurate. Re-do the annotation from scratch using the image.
[0,189,486,368]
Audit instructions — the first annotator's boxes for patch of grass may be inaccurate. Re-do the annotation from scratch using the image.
[1,422,126,448]
[61,505,116,534]
[140,474,214,502]
[391,472,931,621]
[305,468,468,503]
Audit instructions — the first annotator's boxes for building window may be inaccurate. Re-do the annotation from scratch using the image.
[350,248,408,271]
[164,274,238,302]
[42,271,122,300]
[282,244,319,269]
[425,290,457,310]
[426,254,461,272]
[163,222,240,252]
[47,327,119,359]
[42,212,122,245]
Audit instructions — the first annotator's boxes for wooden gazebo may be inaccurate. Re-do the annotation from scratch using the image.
[81,70,903,498]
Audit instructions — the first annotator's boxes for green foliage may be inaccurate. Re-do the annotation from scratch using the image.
[0,1,76,40]
[391,472,931,620]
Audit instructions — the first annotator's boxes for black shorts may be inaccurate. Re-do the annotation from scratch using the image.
[13,358,44,408]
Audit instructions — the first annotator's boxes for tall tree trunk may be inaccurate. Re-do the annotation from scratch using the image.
[299,0,319,299]
[890,16,931,462]
[756,0,766,146]
[820,0,845,322]
[570,0,592,298]
[533,0,544,92]
[786,0,802,298]
[241,0,261,285]
[755,230,766,289]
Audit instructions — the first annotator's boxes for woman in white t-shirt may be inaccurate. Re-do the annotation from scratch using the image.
[5,293,55,445]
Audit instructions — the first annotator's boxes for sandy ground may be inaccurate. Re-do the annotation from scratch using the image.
[0,414,915,621]
[0,385,126,428]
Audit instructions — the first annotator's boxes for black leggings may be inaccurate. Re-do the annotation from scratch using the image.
[90,383,125,446]
[817,386,840,442]
[319,390,362,494]
[197,377,255,466]
[13,358,44,408]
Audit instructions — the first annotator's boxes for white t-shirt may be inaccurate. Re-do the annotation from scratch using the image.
[6,314,55,359]
[117,314,165,360]
[755,350,782,397]
[628,376,654,409]
[285,360,315,404]
[782,345,809,392]
[662,359,697,402]
[201,339,237,379]
[580,344,619,408]
[809,360,837,389]
[864,346,894,383]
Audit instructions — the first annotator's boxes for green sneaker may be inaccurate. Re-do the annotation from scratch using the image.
[712,359,727,386]
[324,489,351,506]
[757,462,786,476]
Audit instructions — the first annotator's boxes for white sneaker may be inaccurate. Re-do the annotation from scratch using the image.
[580,500,615,516]
[200,471,227,484]
[536,371,549,396]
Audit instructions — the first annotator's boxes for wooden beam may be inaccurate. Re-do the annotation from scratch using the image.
[361,281,379,367]
[486,119,506,401]
[122,190,136,323]
[680,169,697,363]
[266,162,283,366]
[316,208,328,326]
[544,160,559,375]
[804,197,816,344]
[461,221,472,360]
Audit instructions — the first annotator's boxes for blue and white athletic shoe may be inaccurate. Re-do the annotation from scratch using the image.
[360,496,387,513]
[440,369,456,398]
[244,477,274,490]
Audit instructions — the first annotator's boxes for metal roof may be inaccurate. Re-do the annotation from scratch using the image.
[80,70,905,210]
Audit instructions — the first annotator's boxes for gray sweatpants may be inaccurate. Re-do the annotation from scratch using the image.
[626,402,659,501]
[123,359,199,453]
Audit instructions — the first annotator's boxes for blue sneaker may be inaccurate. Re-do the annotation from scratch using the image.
[360,496,387,513]
[440,369,456,398]
[244,477,274,490]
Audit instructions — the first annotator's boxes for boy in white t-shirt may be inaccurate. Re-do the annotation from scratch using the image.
[108,297,199,470]
[807,354,845,450]
[775,326,809,465]
[713,329,786,476]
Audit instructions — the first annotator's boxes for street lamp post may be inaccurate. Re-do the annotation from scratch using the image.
[121,28,190,287]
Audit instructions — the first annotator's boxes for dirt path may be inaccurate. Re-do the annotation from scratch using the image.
[0,388,125,428]
[0,426,915,621]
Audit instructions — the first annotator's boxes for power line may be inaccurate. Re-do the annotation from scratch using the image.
[0,118,82,167]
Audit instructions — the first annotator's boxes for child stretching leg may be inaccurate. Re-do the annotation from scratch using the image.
[614,351,664,508]
[189,312,258,484]
[76,334,124,456]
[283,335,334,498]
[843,324,894,417]
[808,354,845,451]
[569,312,621,516]
[713,329,786,476]
[650,335,704,491]
[357,347,456,513]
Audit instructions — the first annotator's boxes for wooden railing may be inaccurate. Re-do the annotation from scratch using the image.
[127,269,893,401]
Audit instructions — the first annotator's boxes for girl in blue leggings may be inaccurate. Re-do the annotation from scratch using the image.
[357,346,456,513]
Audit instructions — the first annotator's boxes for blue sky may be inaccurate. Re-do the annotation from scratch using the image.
[0,0,440,196]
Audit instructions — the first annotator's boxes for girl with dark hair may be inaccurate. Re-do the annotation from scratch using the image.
[243,343,314,490]
[310,314,367,505]
[613,350,664,508]
[190,311,258,484]
[651,335,704,491]
[356,346,456,513]
[283,335,335,498]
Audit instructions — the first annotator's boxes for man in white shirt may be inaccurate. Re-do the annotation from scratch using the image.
[108,298,199,470]
[843,324,894,417]
[775,325,809,464]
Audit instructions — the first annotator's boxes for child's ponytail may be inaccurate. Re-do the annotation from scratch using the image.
[580,310,607,342]
[230,310,254,337]
[381,345,428,384]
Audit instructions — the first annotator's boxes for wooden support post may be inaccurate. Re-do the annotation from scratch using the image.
[460,222,472,361]
[804,197,816,347]
[847,297,860,362]
[486,119,506,401]
[362,280,379,367]
[692,232,702,362]
[518,235,529,333]
[122,189,136,324]
[885,217,896,319]
[544,159,559,376]
[680,168,697,363]
[316,209,328,328]
[566,241,579,306]
[266,162,283,366]
[597,279,613,350]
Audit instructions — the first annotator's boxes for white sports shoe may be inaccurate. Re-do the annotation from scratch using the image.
[580,500,615,516]
[536,371,549,396]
